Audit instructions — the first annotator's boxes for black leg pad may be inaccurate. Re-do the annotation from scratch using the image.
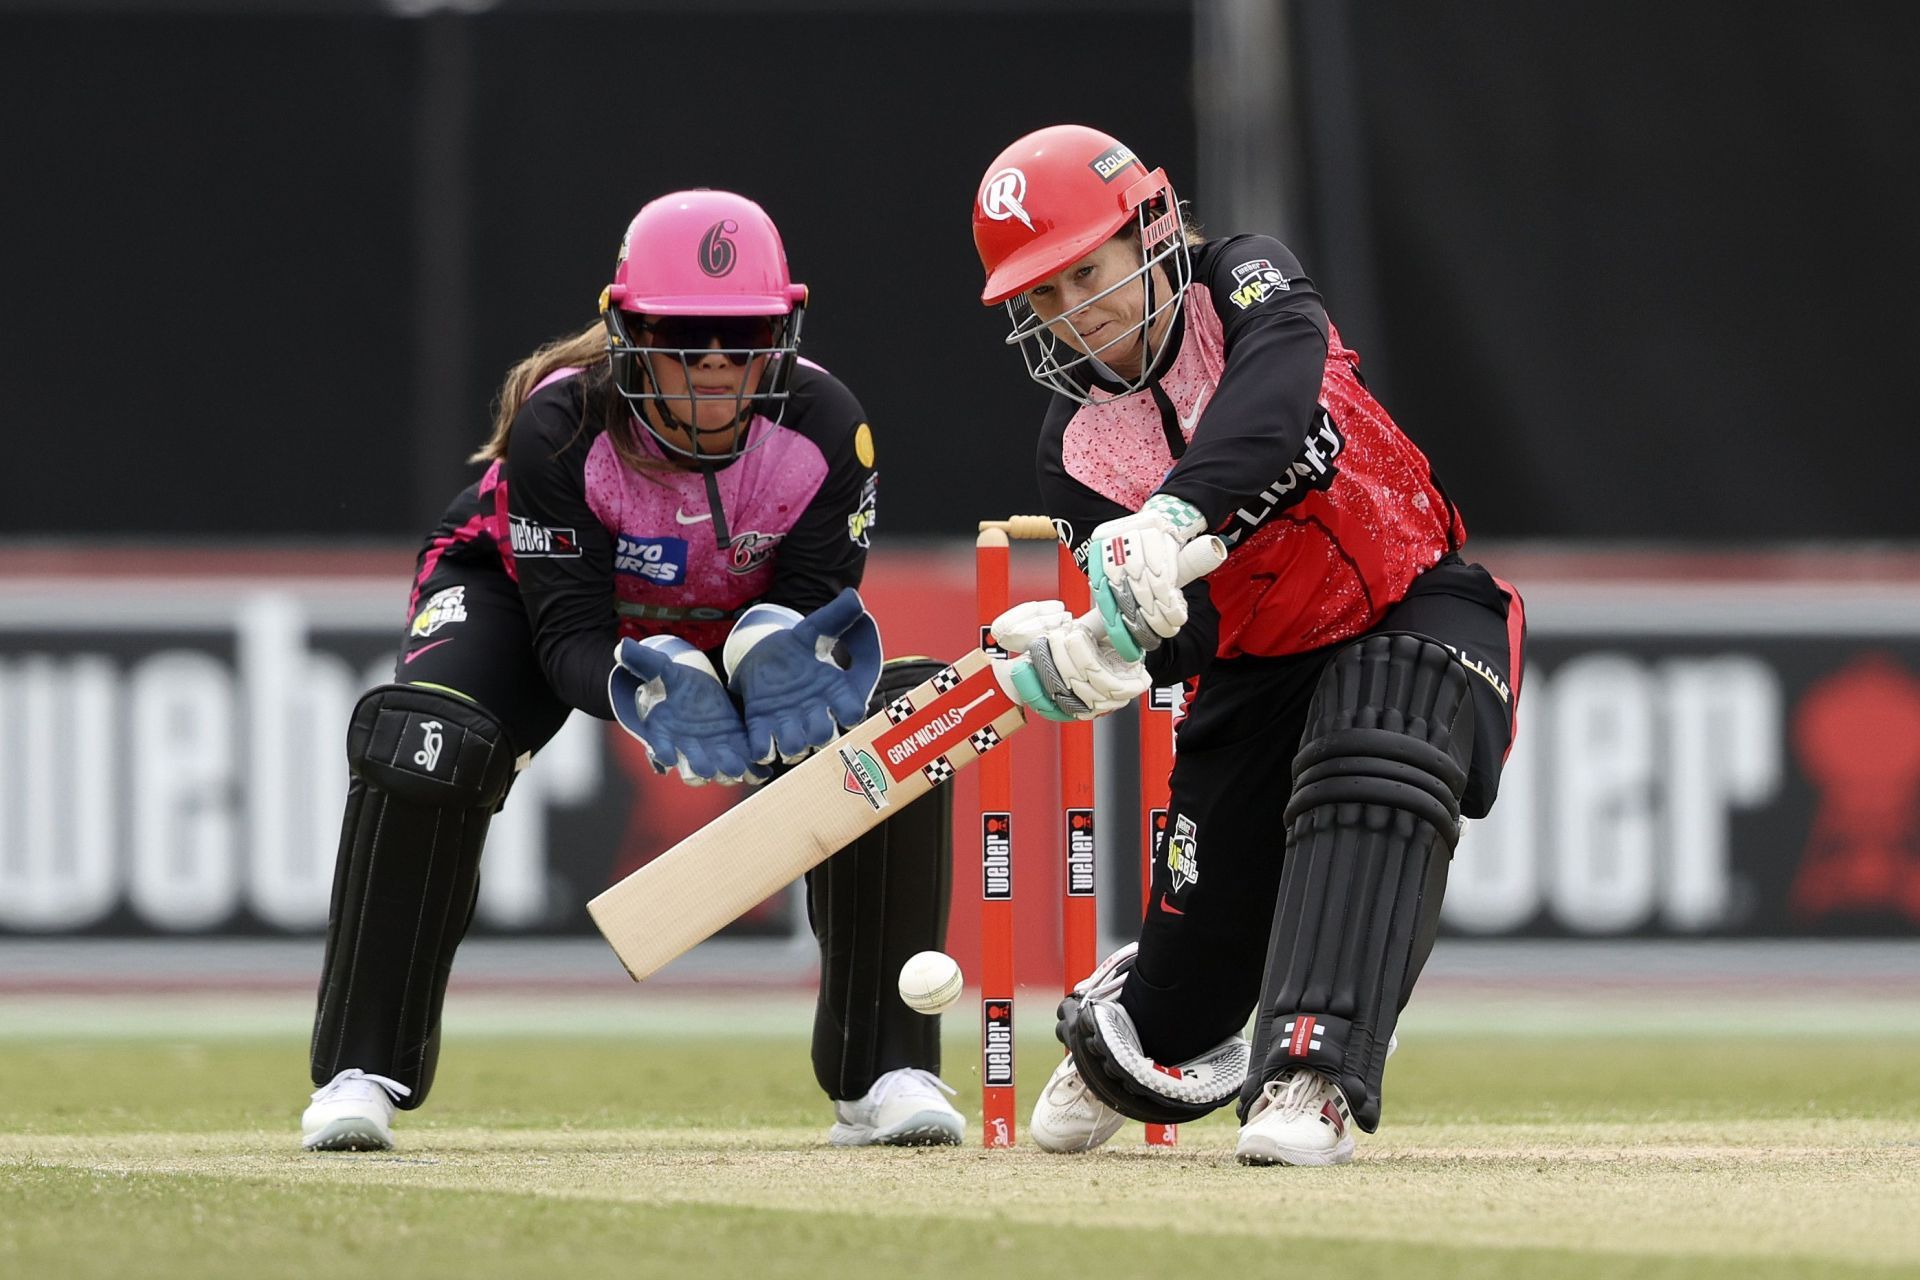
[1239,633,1474,1133]
[310,684,517,1107]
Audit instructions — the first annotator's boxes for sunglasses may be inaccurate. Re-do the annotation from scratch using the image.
[637,314,779,366]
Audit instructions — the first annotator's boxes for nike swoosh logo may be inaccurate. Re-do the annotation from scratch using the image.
[1155,892,1185,916]
[1175,389,1212,439]
[403,638,454,664]
[674,508,713,525]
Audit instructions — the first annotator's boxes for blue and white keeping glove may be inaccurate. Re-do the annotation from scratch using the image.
[1086,493,1208,661]
[723,588,883,765]
[989,600,1150,723]
[609,636,765,786]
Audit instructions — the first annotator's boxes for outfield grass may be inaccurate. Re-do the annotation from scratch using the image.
[3,1003,1918,1279]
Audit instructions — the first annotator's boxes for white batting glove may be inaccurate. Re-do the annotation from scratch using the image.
[1087,495,1207,662]
[989,601,1150,721]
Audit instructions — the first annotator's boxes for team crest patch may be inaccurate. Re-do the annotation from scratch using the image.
[410,586,468,638]
[1167,814,1199,891]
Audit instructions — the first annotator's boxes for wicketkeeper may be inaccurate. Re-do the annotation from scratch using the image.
[302,191,963,1151]
[973,126,1527,1165]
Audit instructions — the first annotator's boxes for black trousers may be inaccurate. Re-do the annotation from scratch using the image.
[1119,556,1525,1064]
[320,550,947,1103]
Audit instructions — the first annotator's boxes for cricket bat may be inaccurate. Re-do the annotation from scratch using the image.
[587,534,1228,980]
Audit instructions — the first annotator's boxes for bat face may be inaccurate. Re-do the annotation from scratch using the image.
[587,534,1226,981]
[587,649,1025,980]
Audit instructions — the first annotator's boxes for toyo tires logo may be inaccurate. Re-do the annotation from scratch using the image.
[698,220,739,277]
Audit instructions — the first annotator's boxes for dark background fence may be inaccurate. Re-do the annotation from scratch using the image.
[3,1,1914,544]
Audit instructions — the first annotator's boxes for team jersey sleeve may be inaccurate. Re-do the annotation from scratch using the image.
[1153,236,1333,527]
[504,386,619,719]
[763,373,875,616]
[1036,401,1220,686]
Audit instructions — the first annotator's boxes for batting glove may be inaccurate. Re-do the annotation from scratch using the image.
[989,600,1150,722]
[1086,494,1207,661]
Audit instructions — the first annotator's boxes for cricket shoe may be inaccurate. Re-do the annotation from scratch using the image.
[828,1068,964,1147]
[1234,1066,1356,1166]
[301,1069,411,1151]
[1029,1054,1127,1153]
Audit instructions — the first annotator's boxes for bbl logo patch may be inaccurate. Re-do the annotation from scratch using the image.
[1228,258,1291,310]
[1167,814,1200,892]
[847,473,878,548]
[410,586,467,638]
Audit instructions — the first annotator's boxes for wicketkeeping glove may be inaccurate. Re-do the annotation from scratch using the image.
[609,636,765,786]
[1086,493,1208,661]
[989,600,1150,722]
[723,588,883,765]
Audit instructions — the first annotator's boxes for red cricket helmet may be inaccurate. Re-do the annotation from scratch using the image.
[972,125,1192,404]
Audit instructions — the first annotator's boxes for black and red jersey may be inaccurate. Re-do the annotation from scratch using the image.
[1036,235,1464,680]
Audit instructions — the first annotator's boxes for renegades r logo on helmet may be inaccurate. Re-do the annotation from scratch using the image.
[979,168,1035,231]
[698,220,739,277]
[1089,142,1137,182]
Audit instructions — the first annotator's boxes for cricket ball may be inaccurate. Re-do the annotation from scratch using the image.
[897,950,964,1014]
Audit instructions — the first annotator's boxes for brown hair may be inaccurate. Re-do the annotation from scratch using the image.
[468,320,674,477]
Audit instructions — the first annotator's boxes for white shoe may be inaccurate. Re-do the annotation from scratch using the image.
[301,1069,411,1151]
[828,1068,964,1147]
[1234,1066,1356,1167]
[1029,1054,1127,1153]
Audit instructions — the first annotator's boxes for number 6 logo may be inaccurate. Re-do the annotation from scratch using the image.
[698,219,739,277]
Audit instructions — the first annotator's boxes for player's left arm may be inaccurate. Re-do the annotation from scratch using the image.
[1152,236,1333,528]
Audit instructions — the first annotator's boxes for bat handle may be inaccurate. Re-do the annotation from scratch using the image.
[1173,534,1229,586]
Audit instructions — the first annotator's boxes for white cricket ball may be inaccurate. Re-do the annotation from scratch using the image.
[897,950,964,1014]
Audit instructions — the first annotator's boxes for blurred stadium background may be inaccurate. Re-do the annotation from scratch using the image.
[3,0,1918,1044]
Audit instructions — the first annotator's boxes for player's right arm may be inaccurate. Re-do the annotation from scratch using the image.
[502,379,621,718]
[1036,414,1220,688]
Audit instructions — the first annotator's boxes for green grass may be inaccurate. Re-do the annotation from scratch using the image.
[3,1003,1918,1279]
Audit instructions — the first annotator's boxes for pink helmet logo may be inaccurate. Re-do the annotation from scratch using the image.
[699,220,739,277]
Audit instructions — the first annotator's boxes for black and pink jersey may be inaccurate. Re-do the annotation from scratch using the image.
[410,360,876,718]
[1037,235,1464,679]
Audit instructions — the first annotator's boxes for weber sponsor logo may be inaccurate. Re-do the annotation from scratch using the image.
[509,515,581,558]
[613,535,688,585]
[1066,808,1095,896]
[983,1000,1015,1088]
[1222,411,1345,545]
[1088,142,1137,182]
[982,812,1012,900]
